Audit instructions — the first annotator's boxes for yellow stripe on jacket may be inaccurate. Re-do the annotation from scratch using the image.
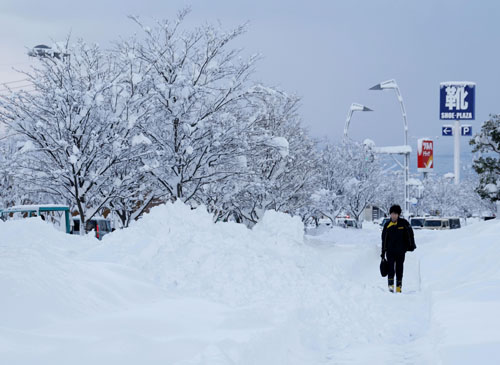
[387,221,398,229]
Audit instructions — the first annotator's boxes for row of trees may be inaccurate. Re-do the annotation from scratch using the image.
[0,12,496,227]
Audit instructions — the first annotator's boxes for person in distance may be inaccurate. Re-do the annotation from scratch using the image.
[381,204,416,293]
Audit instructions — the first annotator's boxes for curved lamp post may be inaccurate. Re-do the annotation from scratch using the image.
[370,79,410,216]
[343,103,373,141]
[28,44,69,60]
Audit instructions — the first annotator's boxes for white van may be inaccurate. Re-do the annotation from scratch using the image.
[410,217,426,229]
[423,218,450,230]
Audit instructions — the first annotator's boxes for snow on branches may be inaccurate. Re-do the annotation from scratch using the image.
[0,11,494,227]
[0,40,150,224]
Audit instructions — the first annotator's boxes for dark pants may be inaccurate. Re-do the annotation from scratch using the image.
[386,251,405,286]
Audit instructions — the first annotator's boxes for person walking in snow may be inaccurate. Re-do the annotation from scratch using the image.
[381,204,416,293]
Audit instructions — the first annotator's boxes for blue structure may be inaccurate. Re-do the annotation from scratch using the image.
[0,205,71,233]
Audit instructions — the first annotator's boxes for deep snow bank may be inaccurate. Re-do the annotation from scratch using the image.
[0,218,166,330]
[84,202,311,306]
[0,203,329,364]
[416,219,500,363]
[0,202,310,324]
[418,219,500,291]
[2,203,500,364]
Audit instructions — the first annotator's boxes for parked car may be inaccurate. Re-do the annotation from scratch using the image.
[422,217,461,230]
[71,218,113,240]
[336,217,357,228]
[448,217,461,229]
[318,218,333,227]
[379,218,390,229]
[343,219,356,228]
[423,218,450,230]
[410,217,426,229]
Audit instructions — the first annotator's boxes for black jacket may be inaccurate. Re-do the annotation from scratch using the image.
[381,218,415,255]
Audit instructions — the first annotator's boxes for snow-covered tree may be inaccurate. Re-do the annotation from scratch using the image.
[0,40,151,224]
[453,177,495,218]
[417,175,489,217]
[309,142,351,225]
[341,141,383,226]
[3,12,398,230]
[419,175,453,216]
[212,86,319,224]
[373,169,405,216]
[127,12,258,208]
[470,115,500,202]
[0,135,25,208]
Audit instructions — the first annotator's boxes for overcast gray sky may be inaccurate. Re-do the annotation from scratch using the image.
[1,0,498,162]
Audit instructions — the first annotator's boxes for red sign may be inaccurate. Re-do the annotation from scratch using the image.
[417,139,433,172]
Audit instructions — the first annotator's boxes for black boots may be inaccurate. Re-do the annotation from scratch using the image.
[388,278,394,292]
[388,278,402,293]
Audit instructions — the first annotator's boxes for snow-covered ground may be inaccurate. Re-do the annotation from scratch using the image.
[1,202,499,364]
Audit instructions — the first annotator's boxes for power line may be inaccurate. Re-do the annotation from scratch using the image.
[0,84,34,91]
[0,79,29,86]
[0,88,36,96]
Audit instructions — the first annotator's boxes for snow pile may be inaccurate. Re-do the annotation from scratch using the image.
[0,219,165,330]
[0,205,321,364]
[1,203,500,364]
[85,202,309,306]
[416,221,500,363]
[419,220,500,291]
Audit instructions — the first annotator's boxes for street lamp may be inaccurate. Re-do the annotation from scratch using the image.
[343,103,373,141]
[28,44,69,60]
[370,79,410,216]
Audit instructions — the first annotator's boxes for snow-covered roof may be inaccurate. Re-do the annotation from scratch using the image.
[2,204,69,212]
[372,145,412,154]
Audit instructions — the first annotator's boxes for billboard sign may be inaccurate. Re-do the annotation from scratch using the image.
[417,139,434,172]
[440,82,475,120]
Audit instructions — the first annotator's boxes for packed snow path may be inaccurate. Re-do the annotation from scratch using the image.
[306,222,500,364]
[1,203,499,364]
[306,227,435,364]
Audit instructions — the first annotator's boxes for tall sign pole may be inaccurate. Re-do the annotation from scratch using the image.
[440,82,476,185]
[454,119,460,183]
